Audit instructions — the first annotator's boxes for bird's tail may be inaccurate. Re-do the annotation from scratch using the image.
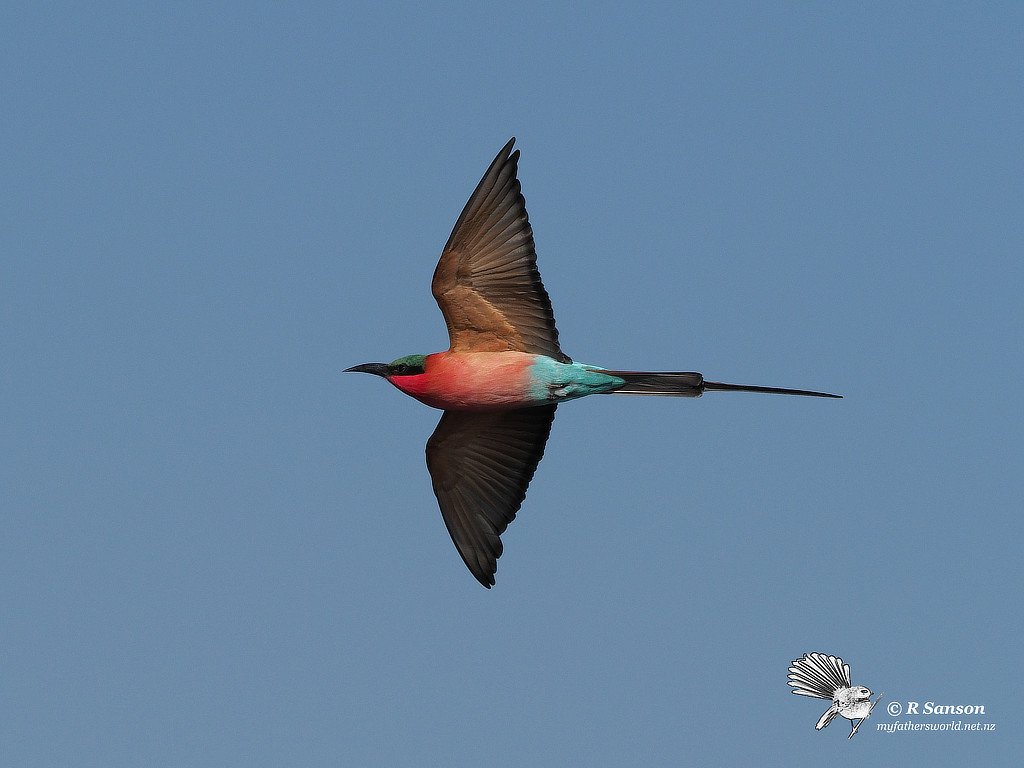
[600,371,841,399]
[788,653,853,700]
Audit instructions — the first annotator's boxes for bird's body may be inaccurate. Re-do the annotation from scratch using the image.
[348,139,841,587]
[383,351,625,411]
[823,686,875,727]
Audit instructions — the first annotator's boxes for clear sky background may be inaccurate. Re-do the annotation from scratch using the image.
[3,2,1020,765]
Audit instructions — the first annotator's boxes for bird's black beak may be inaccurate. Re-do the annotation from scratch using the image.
[344,362,391,377]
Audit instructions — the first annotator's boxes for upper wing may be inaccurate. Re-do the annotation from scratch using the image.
[425,405,557,587]
[431,139,571,363]
[788,653,853,699]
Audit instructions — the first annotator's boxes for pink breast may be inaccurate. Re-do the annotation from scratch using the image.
[391,351,536,410]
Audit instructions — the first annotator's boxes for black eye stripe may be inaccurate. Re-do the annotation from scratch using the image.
[392,363,423,376]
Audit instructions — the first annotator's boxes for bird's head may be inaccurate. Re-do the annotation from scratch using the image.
[345,354,427,380]
[836,686,873,706]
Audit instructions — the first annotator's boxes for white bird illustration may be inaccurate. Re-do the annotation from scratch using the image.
[788,652,882,738]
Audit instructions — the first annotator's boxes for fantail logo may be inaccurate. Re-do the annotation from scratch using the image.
[788,652,884,739]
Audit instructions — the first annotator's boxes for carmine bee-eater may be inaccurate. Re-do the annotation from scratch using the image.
[347,139,840,588]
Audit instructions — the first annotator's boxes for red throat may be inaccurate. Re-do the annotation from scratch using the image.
[387,351,537,411]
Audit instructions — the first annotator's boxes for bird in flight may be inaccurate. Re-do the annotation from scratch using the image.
[347,139,840,588]
[788,652,881,738]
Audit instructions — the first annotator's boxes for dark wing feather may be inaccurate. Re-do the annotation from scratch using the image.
[425,405,557,587]
[431,139,571,363]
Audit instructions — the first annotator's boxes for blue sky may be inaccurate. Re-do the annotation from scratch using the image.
[3,2,1020,765]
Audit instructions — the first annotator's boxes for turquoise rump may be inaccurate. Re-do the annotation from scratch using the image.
[526,359,626,404]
